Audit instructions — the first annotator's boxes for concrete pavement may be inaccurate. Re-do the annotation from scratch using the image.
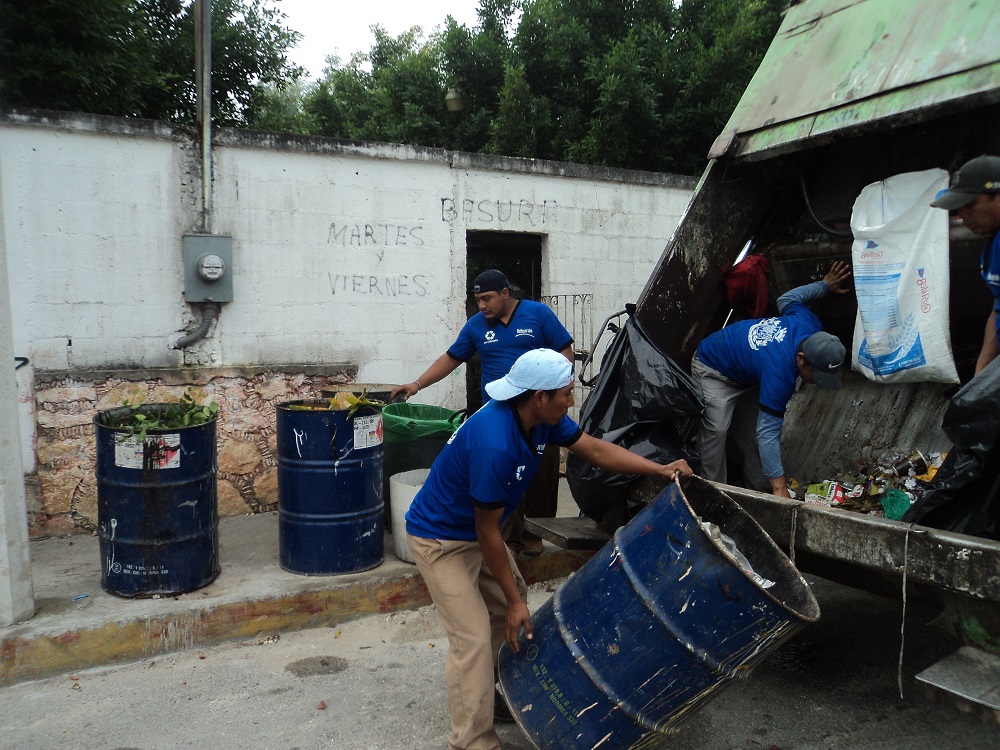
[1,484,591,688]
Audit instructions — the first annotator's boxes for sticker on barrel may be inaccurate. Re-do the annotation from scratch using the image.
[353,414,383,448]
[114,434,182,469]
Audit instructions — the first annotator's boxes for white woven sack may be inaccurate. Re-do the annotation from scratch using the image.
[850,168,958,384]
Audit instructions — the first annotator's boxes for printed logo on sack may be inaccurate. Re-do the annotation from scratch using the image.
[861,240,882,260]
[483,330,497,344]
[514,327,536,338]
[747,318,787,350]
[916,268,931,313]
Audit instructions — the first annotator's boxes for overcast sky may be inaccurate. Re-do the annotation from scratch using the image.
[279,0,483,79]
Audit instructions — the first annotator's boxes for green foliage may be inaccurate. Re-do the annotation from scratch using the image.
[1,0,788,173]
[0,0,162,117]
[0,0,303,128]
[301,0,785,174]
[105,389,219,444]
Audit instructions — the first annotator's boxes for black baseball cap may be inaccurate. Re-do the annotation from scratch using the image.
[930,155,1000,211]
[473,269,510,294]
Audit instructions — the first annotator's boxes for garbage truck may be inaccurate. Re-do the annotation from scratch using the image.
[529,0,1000,719]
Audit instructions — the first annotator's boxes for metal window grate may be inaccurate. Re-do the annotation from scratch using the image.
[542,294,593,423]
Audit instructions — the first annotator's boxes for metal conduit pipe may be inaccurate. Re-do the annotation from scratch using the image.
[172,304,217,349]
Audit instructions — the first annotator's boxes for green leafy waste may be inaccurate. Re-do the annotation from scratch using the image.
[103,389,219,444]
[287,389,385,417]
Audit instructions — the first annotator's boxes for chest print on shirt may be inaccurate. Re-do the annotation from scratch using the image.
[514,327,536,338]
[748,318,787,350]
[483,330,498,345]
[515,465,526,481]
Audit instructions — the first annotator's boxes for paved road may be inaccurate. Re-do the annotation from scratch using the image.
[1,576,996,749]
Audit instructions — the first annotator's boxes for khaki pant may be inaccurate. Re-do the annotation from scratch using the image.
[691,356,768,491]
[407,534,528,750]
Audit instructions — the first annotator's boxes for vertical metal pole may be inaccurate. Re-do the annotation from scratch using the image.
[194,0,213,233]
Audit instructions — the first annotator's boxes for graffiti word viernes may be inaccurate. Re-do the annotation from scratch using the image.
[327,223,425,247]
[440,198,557,226]
[329,273,429,297]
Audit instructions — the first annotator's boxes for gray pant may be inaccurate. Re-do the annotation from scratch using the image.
[691,357,768,491]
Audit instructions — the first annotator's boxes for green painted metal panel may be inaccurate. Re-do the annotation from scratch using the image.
[710,0,1000,160]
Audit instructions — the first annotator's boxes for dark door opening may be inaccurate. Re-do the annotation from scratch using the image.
[464,231,543,413]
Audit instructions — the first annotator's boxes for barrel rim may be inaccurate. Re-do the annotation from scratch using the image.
[670,476,821,622]
[94,403,219,433]
[276,398,381,415]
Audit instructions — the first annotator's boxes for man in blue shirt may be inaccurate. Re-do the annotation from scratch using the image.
[406,349,692,750]
[692,262,851,498]
[930,155,1000,375]
[392,269,574,556]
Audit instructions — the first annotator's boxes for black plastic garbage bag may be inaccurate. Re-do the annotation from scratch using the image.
[903,357,1000,540]
[567,315,703,532]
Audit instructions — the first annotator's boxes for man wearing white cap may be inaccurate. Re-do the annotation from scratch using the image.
[405,348,692,750]
[930,155,1000,374]
[692,262,851,498]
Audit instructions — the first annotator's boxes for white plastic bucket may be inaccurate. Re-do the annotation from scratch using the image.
[389,468,430,564]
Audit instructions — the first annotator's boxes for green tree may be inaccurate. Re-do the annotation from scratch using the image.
[0,0,303,128]
[0,0,161,117]
[305,25,448,147]
[488,62,544,158]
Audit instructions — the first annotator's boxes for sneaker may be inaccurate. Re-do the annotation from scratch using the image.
[494,690,516,723]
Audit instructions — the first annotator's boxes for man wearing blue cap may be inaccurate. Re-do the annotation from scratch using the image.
[930,155,1000,374]
[692,262,851,498]
[405,348,692,750]
[392,269,574,556]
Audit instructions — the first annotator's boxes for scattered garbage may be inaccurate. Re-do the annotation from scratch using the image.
[795,450,946,519]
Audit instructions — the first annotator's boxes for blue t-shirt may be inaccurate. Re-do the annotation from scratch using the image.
[405,399,582,541]
[447,299,573,401]
[981,231,1000,345]
[695,302,822,415]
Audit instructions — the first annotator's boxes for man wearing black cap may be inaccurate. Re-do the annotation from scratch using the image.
[930,155,1000,374]
[391,269,574,555]
[692,262,852,498]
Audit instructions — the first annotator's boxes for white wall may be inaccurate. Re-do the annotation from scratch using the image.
[2,110,696,452]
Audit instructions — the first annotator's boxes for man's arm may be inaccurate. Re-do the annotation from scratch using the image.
[776,261,852,314]
[975,309,1000,375]
[568,433,693,483]
[474,505,532,652]
[756,411,788,497]
[390,352,462,401]
[558,343,574,363]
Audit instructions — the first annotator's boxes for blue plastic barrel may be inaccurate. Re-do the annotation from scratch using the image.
[498,476,820,748]
[276,400,384,575]
[94,406,220,598]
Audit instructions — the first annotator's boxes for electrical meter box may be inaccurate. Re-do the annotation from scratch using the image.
[183,234,233,302]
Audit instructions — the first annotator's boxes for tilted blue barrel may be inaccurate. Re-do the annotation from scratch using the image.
[94,406,220,598]
[498,476,820,749]
[276,400,384,575]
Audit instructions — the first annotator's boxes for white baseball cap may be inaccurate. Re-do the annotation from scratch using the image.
[485,349,574,401]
